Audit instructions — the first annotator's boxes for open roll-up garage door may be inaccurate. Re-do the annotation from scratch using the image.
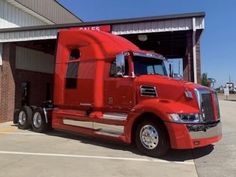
[14,43,55,108]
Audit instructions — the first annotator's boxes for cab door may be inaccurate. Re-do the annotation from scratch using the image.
[104,54,136,112]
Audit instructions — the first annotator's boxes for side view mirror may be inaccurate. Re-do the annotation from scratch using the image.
[114,53,125,77]
[116,66,124,77]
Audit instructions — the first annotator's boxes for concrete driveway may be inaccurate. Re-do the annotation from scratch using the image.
[0,100,235,177]
[193,100,236,177]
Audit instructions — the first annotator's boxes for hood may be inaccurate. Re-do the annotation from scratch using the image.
[135,75,204,102]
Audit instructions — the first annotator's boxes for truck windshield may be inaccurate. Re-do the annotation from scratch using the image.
[133,55,167,76]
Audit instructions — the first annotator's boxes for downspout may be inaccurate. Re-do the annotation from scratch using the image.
[0,43,2,66]
[192,18,197,83]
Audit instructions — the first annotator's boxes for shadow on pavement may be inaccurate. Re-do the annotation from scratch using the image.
[9,122,215,162]
[226,99,236,102]
[40,129,214,162]
[160,145,214,161]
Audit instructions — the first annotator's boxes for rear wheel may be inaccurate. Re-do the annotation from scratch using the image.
[32,108,48,133]
[17,106,32,129]
[13,109,20,124]
[135,120,169,157]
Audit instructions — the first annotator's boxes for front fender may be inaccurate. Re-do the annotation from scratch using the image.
[124,99,199,143]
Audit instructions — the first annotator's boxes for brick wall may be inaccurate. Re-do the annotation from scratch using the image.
[0,43,16,122]
[0,43,54,122]
[183,31,201,83]
[183,31,194,82]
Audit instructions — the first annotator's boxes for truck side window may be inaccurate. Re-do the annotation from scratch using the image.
[65,49,80,88]
[70,49,80,60]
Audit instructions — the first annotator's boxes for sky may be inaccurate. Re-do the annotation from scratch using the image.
[59,0,236,87]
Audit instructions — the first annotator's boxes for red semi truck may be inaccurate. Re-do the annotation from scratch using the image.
[15,29,222,157]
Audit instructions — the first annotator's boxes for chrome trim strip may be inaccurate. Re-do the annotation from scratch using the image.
[189,122,222,139]
[196,88,211,94]
[194,88,201,110]
[80,103,92,106]
[103,113,128,121]
[63,119,92,129]
[63,119,124,136]
[94,122,124,136]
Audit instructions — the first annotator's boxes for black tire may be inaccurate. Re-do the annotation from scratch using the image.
[30,106,37,111]
[17,106,32,129]
[31,108,48,133]
[135,120,170,157]
[13,109,20,124]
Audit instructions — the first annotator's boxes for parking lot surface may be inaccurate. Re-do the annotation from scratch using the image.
[0,100,235,177]
[193,100,236,177]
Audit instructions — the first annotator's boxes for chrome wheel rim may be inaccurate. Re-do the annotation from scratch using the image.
[33,112,42,128]
[140,125,159,150]
[18,111,26,125]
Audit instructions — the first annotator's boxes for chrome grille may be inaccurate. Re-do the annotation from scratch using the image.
[140,86,157,97]
[213,92,221,119]
[195,88,215,122]
[201,93,215,122]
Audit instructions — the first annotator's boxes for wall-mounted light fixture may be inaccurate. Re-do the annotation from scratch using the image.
[138,34,148,42]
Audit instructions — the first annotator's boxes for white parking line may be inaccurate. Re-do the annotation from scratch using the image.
[0,150,194,165]
[0,132,43,135]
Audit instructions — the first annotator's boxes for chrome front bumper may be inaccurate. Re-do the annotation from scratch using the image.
[187,121,222,139]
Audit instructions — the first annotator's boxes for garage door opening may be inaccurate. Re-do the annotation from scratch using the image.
[14,39,56,109]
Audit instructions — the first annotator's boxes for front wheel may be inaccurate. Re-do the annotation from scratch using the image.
[32,108,48,133]
[135,120,170,157]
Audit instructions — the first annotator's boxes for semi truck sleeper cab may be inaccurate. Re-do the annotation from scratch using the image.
[15,29,222,157]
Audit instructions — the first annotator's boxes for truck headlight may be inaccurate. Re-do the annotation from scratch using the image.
[169,113,203,124]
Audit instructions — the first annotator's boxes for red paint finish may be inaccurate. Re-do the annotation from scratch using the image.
[51,29,221,150]
[165,122,222,149]
[54,29,138,107]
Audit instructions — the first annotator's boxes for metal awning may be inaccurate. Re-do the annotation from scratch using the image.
[0,12,205,43]
[112,16,204,35]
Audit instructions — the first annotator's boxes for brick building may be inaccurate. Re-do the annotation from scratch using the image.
[0,0,205,122]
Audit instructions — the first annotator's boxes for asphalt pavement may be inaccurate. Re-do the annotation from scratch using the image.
[0,100,235,177]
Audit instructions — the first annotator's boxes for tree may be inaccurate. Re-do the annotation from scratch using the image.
[201,73,208,86]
